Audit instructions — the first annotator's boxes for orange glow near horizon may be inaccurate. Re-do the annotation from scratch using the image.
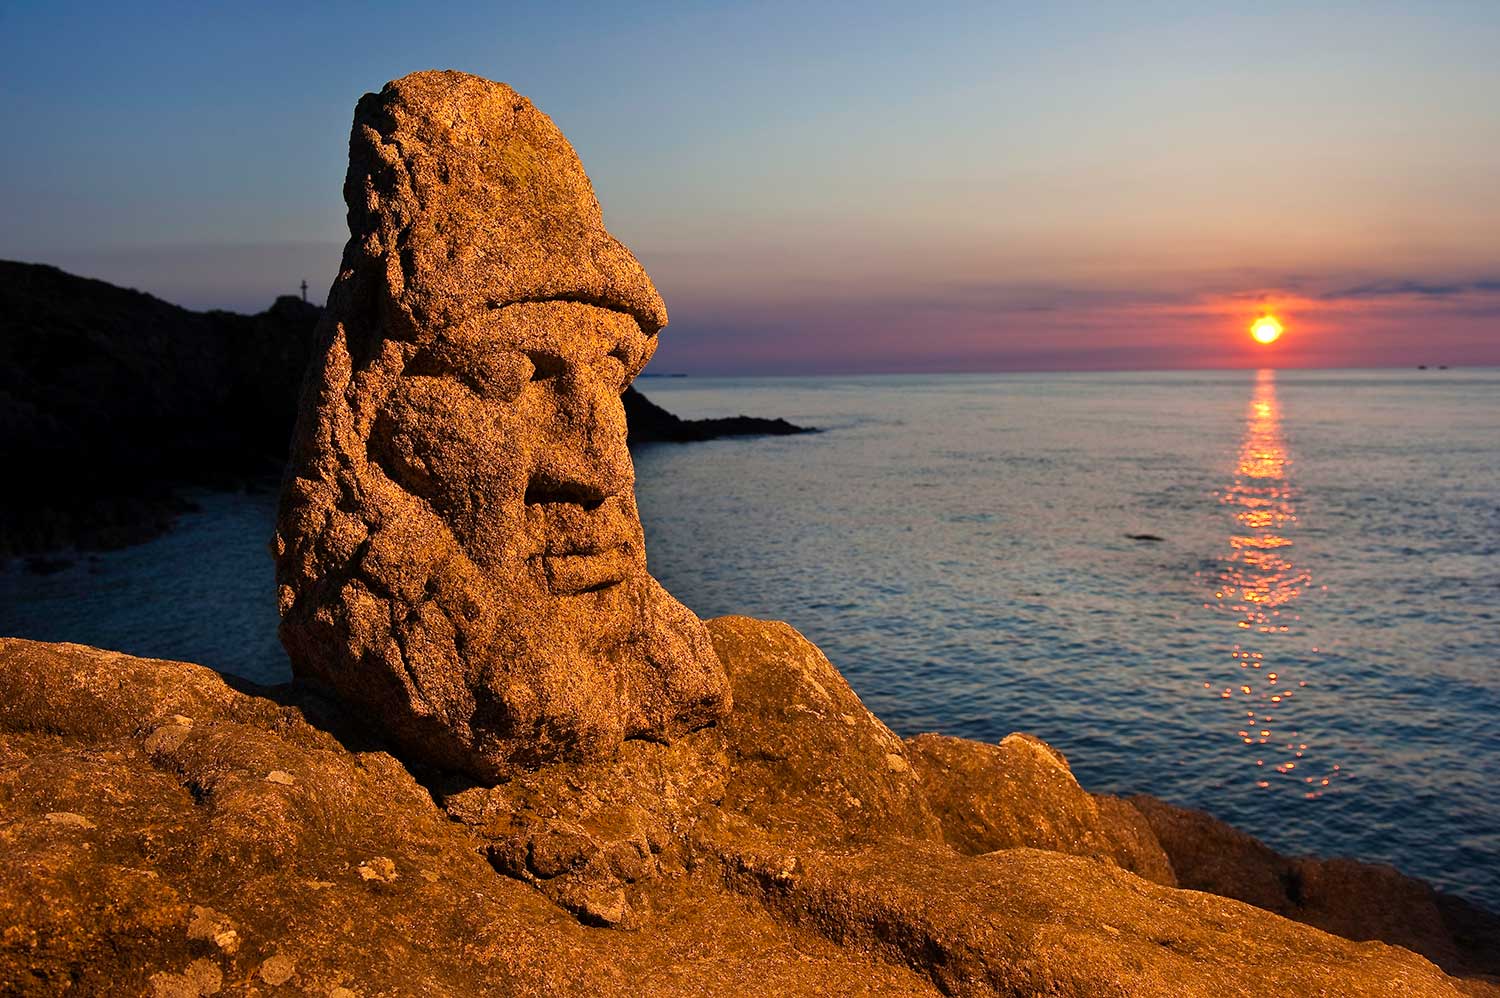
[1251,315,1285,345]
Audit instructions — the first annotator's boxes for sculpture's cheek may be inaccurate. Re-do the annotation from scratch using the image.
[371,376,529,510]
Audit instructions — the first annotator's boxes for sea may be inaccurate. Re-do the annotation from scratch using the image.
[3,368,1497,911]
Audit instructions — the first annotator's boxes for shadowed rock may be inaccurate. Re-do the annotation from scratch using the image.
[274,71,731,780]
[621,386,814,445]
[0,262,322,556]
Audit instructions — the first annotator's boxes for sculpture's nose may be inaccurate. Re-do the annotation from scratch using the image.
[526,359,632,507]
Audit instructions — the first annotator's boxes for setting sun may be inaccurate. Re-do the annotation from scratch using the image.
[1251,315,1285,345]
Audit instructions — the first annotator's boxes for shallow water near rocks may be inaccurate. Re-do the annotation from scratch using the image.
[3,369,1497,910]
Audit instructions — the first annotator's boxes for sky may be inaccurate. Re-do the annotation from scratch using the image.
[2,1,1497,373]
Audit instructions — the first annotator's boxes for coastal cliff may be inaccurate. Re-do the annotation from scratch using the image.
[2,631,1495,996]
[0,262,320,555]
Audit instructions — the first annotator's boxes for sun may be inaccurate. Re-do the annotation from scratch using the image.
[1250,315,1284,345]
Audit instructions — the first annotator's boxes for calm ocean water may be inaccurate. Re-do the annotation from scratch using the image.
[3,369,1497,909]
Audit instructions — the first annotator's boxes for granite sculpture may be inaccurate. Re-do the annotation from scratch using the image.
[273,70,731,779]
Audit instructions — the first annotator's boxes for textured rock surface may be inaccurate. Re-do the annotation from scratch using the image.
[907,731,1177,886]
[2,635,1493,996]
[704,829,1468,998]
[1132,794,1500,983]
[709,616,943,845]
[435,614,942,929]
[437,725,730,928]
[274,71,730,779]
[0,637,929,996]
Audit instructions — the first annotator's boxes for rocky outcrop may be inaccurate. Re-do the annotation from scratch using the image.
[0,261,803,559]
[622,386,813,444]
[4,632,1493,996]
[907,731,1176,886]
[710,616,943,845]
[0,637,930,996]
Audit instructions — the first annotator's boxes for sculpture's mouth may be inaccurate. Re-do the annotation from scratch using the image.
[536,544,635,594]
[524,489,639,595]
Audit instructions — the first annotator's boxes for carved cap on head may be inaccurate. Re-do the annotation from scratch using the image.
[344,69,667,336]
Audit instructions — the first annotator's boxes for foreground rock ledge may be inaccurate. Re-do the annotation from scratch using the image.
[1,629,1495,997]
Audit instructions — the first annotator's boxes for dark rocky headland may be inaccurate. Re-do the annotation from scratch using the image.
[2,70,1496,997]
[0,262,807,558]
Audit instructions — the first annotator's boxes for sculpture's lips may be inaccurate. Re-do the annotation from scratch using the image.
[538,544,634,594]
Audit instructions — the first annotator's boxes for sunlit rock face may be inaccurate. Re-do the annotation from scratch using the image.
[274,70,731,779]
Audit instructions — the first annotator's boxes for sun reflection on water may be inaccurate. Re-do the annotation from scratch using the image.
[1203,369,1342,798]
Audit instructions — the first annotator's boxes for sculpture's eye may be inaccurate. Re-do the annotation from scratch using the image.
[479,352,534,401]
[403,346,532,403]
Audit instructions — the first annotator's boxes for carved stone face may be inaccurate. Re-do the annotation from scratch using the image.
[274,71,731,779]
[370,302,649,593]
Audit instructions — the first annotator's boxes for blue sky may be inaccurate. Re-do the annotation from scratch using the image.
[3,1,1497,371]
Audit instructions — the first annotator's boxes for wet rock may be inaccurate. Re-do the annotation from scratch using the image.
[275,70,730,781]
[906,731,1176,886]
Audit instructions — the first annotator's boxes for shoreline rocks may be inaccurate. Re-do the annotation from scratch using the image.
[2,632,1495,996]
[622,386,813,445]
[0,262,321,557]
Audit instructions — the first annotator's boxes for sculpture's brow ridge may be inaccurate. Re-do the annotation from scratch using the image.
[484,294,660,336]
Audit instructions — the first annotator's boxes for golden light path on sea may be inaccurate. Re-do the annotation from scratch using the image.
[1201,370,1342,798]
